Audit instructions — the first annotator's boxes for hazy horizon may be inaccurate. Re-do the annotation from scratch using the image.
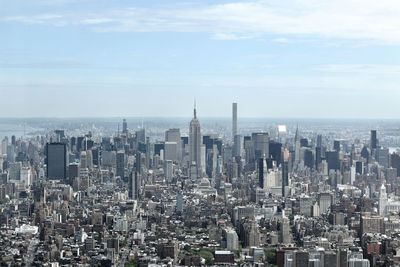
[2,0,400,119]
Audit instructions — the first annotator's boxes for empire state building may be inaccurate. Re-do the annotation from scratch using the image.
[189,102,201,174]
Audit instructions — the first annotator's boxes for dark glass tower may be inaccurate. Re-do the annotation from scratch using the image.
[46,143,67,180]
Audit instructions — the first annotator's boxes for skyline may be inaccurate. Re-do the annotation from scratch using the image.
[2,0,400,118]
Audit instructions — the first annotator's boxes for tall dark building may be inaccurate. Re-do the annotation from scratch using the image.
[68,162,79,185]
[356,161,363,174]
[154,143,165,156]
[300,138,308,147]
[122,119,128,134]
[334,140,340,152]
[315,147,322,169]
[326,151,340,171]
[371,130,377,149]
[282,161,289,196]
[46,143,67,180]
[304,149,314,169]
[269,141,282,166]
[258,157,266,188]
[391,153,400,177]
[116,151,125,178]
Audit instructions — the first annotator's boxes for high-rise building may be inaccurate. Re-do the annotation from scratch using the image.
[129,169,139,200]
[379,184,388,216]
[258,157,266,188]
[116,151,125,178]
[317,134,322,148]
[294,126,300,168]
[334,140,340,152]
[371,130,377,150]
[233,135,241,157]
[269,141,282,166]
[165,128,181,161]
[377,148,389,168]
[282,147,290,197]
[46,143,67,180]
[122,119,128,134]
[189,102,201,175]
[232,102,237,139]
[326,151,340,171]
[252,132,269,160]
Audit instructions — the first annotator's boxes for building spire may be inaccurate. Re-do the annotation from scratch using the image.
[194,98,197,118]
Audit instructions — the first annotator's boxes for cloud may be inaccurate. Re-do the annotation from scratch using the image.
[2,0,400,44]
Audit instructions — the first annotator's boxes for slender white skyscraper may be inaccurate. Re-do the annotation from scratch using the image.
[189,102,201,173]
[232,102,237,139]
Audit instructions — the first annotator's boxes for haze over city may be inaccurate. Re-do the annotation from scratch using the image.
[2,0,400,118]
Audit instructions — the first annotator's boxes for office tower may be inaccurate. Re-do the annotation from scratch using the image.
[377,148,389,168]
[315,147,322,169]
[101,137,112,151]
[326,151,340,171]
[129,169,139,200]
[258,157,266,188]
[279,217,290,244]
[86,150,93,169]
[371,130,377,150]
[164,142,178,161]
[77,136,84,152]
[318,193,332,214]
[304,149,314,169]
[20,167,31,187]
[293,251,309,267]
[80,151,87,169]
[7,145,15,163]
[154,143,165,156]
[136,128,146,145]
[226,228,239,250]
[294,126,300,168]
[68,163,79,185]
[189,103,201,174]
[46,143,67,180]
[334,140,340,151]
[164,160,173,180]
[361,146,370,162]
[269,141,282,166]
[317,134,322,148]
[232,102,237,139]
[165,128,181,161]
[122,119,128,134]
[282,147,290,197]
[252,132,269,160]
[350,166,356,184]
[116,151,125,178]
[300,138,308,147]
[145,137,151,169]
[348,258,370,267]
[356,161,363,174]
[379,184,388,216]
[9,162,22,181]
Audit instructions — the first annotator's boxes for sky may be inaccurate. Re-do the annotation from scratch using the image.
[1,0,400,119]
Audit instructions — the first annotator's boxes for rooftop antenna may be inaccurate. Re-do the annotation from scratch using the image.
[194,98,197,118]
